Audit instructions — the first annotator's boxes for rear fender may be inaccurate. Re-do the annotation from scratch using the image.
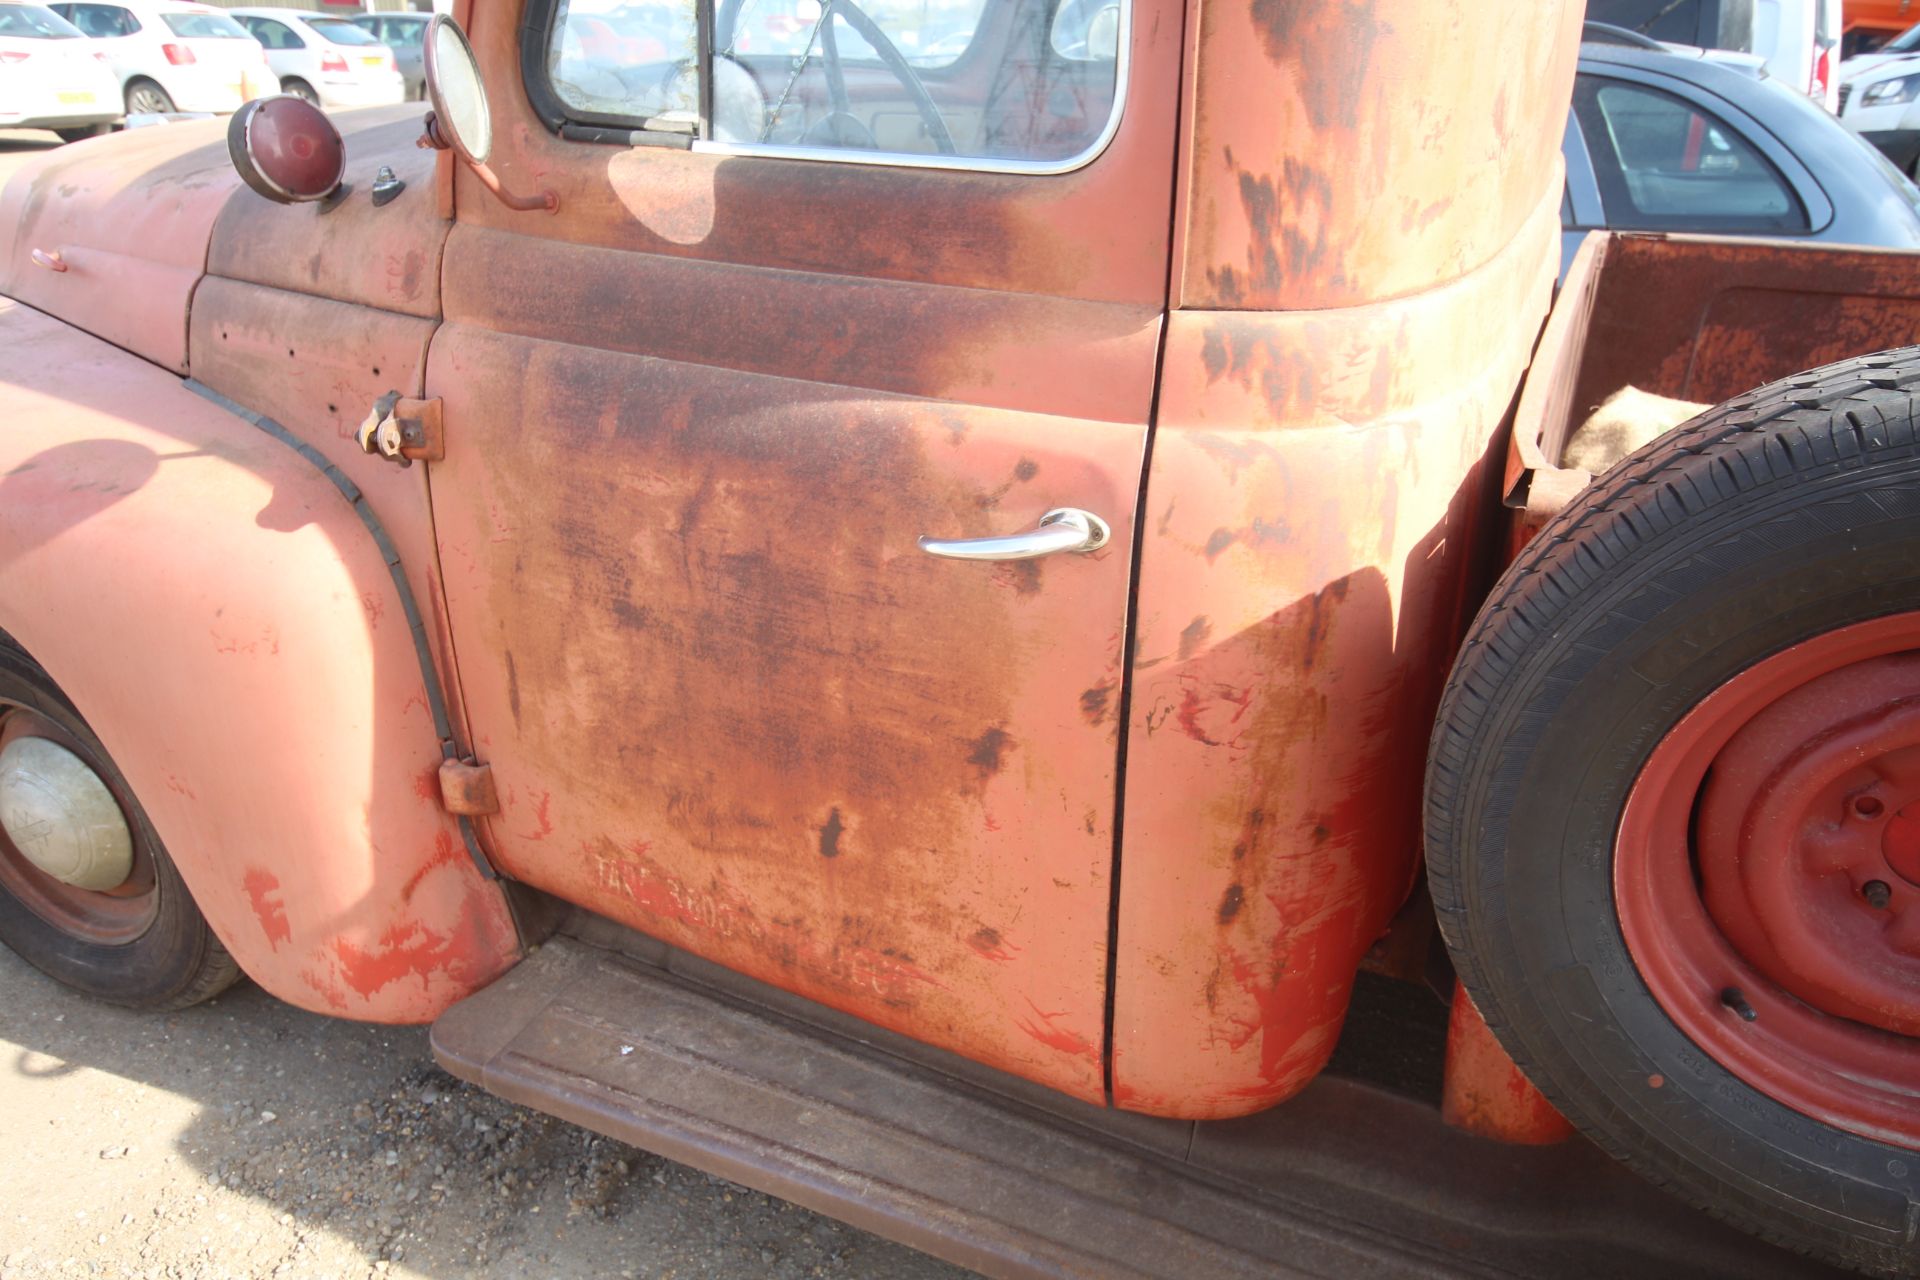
[0,297,520,1021]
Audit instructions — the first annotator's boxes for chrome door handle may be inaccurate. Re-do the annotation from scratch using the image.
[918,507,1111,561]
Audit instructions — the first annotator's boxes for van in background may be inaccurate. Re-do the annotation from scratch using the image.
[1589,0,1843,109]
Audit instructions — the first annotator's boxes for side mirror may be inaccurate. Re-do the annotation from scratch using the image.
[419,15,557,214]
[227,96,347,206]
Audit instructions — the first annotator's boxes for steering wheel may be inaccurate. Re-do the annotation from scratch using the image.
[717,0,956,155]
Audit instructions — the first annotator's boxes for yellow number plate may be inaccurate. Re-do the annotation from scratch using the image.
[57,91,95,104]
[361,55,384,66]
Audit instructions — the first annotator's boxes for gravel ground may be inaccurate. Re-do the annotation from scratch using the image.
[0,946,975,1280]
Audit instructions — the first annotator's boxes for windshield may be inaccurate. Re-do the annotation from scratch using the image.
[161,10,252,38]
[1887,24,1920,55]
[0,3,82,37]
[307,16,378,44]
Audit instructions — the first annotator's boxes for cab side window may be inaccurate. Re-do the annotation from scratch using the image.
[536,0,1125,167]
[1572,75,1808,233]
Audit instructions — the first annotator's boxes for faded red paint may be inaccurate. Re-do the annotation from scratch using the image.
[0,298,519,1024]
[243,869,291,949]
[1111,0,1580,1118]
[1441,984,1574,1145]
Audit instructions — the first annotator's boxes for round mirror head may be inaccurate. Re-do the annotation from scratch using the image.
[226,95,345,205]
[424,15,492,166]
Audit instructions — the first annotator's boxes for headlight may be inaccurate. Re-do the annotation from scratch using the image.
[1863,73,1920,106]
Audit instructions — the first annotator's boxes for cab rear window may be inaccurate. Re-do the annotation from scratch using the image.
[529,0,1126,171]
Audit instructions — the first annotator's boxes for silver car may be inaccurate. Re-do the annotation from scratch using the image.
[349,10,423,101]
[1564,35,1920,277]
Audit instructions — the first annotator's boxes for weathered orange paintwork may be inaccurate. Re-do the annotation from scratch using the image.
[420,0,1182,1102]
[1441,984,1575,1145]
[0,296,519,1021]
[0,0,1590,1118]
[1111,0,1585,1116]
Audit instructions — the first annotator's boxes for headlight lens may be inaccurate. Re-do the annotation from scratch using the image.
[1863,73,1920,106]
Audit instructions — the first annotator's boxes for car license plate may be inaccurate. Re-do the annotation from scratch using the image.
[362,55,383,66]
[57,91,95,105]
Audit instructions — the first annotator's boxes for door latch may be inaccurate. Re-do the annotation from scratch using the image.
[355,393,445,467]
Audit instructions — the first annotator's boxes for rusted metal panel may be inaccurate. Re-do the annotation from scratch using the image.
[1504,232,1610,503]
[1110,175,1567,1115]
[206,108,449,322]
[0,297,520,1021]
[1441,984,1574,1146]
[430,322,1144,1100]
[0,119,238,372]
[1175,0,1585,312]
[424,0,1186,1102]
[1569,234,1920,415]
[183,278,468,744]
[438,759,499,816]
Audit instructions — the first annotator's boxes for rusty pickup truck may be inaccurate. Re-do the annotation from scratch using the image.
[3,0,1920,1274]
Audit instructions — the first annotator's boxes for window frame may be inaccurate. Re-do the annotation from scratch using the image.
[1570,66,1833,236]
[517,0,1131,175]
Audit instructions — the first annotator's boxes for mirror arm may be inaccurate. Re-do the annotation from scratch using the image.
[418,111,560,214]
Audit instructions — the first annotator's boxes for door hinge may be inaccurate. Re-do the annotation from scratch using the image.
[355,393,445,467]
[438,757,500,816]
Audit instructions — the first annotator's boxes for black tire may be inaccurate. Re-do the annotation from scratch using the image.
[281,79,318,106]
[124,79,174,115]
[0,635,238,1010]
[54,123,112,144]
[1427,351,1920,1276]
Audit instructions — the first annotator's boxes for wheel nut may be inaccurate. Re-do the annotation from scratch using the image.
[1864,879,1894,910]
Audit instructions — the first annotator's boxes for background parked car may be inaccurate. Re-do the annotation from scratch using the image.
[1835,39,1920,169]
[229,7,401,110]
[0,1,122,139]
[347,11,423,101]
[47,0,273,116]
[1564,34,1920,277]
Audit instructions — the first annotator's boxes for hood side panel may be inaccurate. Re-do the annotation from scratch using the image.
[0,121,239,372]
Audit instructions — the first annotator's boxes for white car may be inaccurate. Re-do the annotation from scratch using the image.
[48,0,274,115]
[229,8,402,110]
[0,2,122,138]
[1837,50,1920,175]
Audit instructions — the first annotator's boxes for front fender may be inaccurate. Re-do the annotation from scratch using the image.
[0,296,519,1021]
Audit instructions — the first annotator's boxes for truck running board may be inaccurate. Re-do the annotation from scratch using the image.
[431,930,1827,1280]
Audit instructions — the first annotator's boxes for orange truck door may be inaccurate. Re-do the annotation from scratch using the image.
[423,0,1183,1102]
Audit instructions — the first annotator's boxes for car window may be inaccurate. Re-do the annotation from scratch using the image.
[1572,75,1807,233]
[538,0,1126,167]
[240,15,300,49]
[380,17,422,47]
[0,2,84,36]
[306,15,378,45]
[161,10,252,38]
[55,3,133,36]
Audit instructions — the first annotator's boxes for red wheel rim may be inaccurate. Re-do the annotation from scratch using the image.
[0,704,157,945]
[1617,613,1920,1150]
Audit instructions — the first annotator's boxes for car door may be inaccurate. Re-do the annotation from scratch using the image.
[52,3,138,86]
[425,0,1176,1101]
[1572,68,1832,235]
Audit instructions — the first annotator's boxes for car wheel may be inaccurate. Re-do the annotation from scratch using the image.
[53,124,112,143]
[0,633,239,1010]
[1427,350,1920,1276]
[281,79,319,106]
[124,79,174,115]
